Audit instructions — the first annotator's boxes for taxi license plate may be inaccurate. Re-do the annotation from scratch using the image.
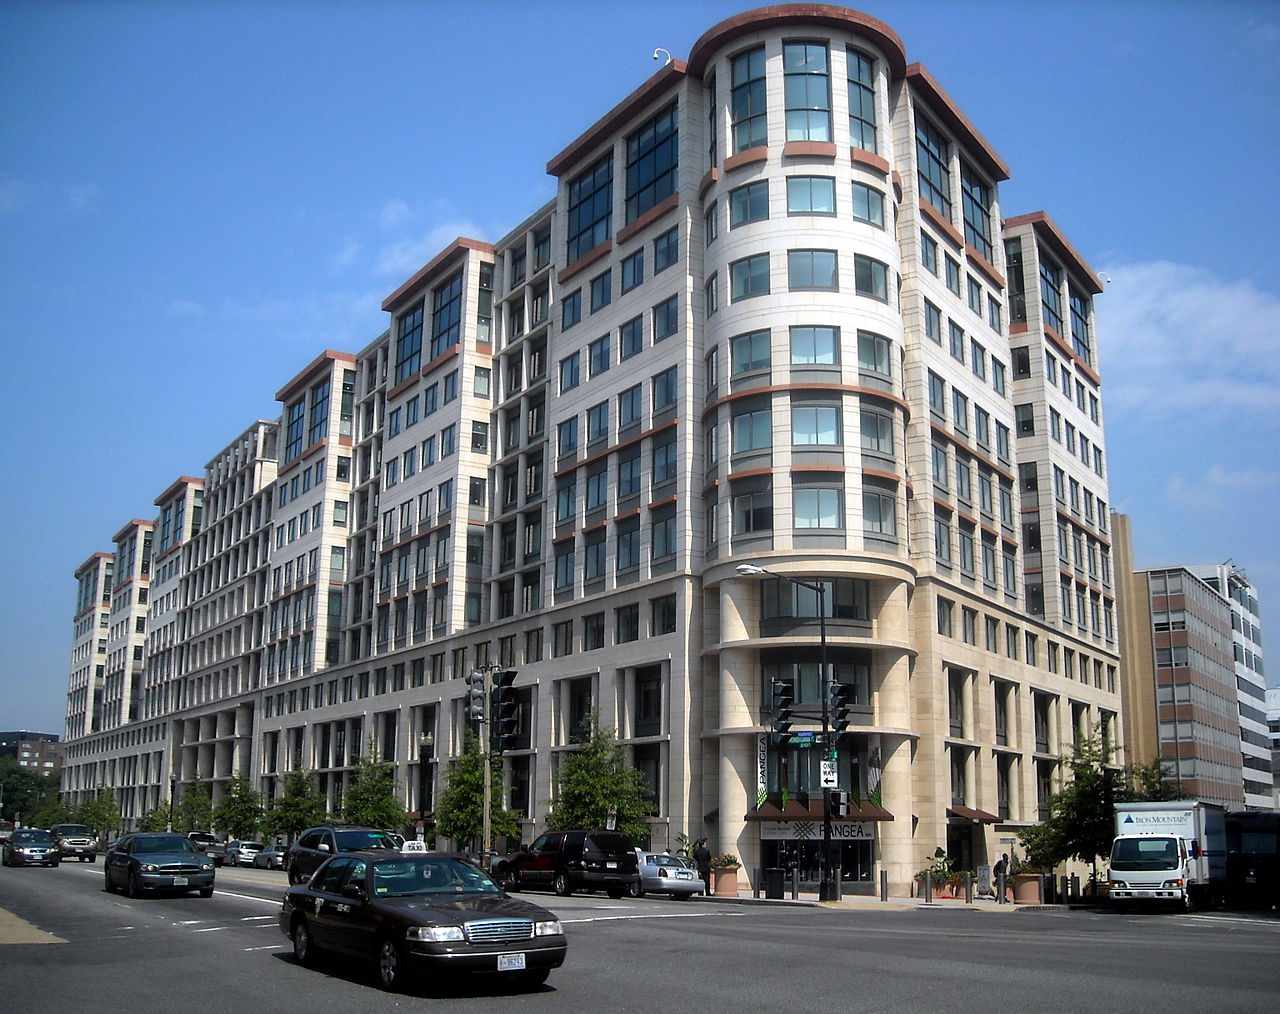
[497,953,526,972]
[606,862,618,869]
[676,871,691,879]
[173,877,188,886]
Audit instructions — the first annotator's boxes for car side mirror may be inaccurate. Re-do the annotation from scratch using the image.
[341,882,366,902]
[317,842,330,853]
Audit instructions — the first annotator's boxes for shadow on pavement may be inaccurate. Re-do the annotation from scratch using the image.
[271,951,556,999]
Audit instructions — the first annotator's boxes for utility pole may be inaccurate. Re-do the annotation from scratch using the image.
[481,666,493,867]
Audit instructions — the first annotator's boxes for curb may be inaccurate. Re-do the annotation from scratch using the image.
[693,895,821,909]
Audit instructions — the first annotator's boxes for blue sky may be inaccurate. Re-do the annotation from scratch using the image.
[2,1,1277,732]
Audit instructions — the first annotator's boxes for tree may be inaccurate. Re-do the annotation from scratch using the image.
[434,735,519,852]
[262,770,326,843]
[29,795,72,829]
[0,757,61,824]
[76,789,121,839]
[1128,758,1179,802]
[213,777,264,839]
[173,783,213,834]
[137,806,170,832]
[546,723,653,845]
[343,753,408,830]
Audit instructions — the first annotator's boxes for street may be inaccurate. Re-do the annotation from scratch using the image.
[1,862,1278,1012]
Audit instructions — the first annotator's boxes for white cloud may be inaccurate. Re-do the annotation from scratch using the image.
[1204,465,1280,490]
[167,299,206,318]
[1165,465,1280,514]
[375,221,488,277]
[378,198,412,230]
[1099,260,1280,415]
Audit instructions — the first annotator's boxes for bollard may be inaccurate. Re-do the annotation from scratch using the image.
[791,866,799,900]
[997,869,1006,905]
[753,867,761,899]
[1070,873,1079,901]
[834,866,842,901]
[964,871,973,904]
[924,870,933,904]
[880,869,889,902]
[1061,874,1070,903]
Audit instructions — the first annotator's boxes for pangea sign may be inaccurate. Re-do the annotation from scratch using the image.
[759,821,874,841]
[1117,810,1195,839]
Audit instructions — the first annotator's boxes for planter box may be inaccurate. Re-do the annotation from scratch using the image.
[712,868,739,897]
[1011,872,1042,904]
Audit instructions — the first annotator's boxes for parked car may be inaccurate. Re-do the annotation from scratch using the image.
[285,825,399,885]
[279,851,566,991]
[253,844,288,870]
[495,830,639,898]
[3,828,60,867]
[104,833,215,898]
[226,840,265,867]
[187,831,227,867]
[49,823,97,862]
[635,851,702,899]
[0,820,14,845]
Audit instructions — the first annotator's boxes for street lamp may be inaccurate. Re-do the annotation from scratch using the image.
[417,727,435,840]
[167,775,176,832]
[736,563,838,902]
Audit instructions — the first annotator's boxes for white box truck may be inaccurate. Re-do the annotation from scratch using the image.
[1107,801,1226,910]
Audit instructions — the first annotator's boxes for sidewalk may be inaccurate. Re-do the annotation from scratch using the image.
[696,888,1055,913]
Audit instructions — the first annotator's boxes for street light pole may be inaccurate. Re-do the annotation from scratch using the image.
[167,776,176,832]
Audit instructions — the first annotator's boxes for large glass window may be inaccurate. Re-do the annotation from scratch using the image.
[857,330,890,375]
[792,405,841,446]
[733,491,772,534]
[863,490,896,538]
[394,303,424,384]
[652,366,678,412]
[916,115,951,218]
[625,103,678,224]
[1006,237,1027,323]
[1069,288,1091,363]
[730,46,767,152]
[429,270,463,359]
[960,162,993,260]
[788,249,838,291]
[1040,256,1064,333]
[730,253,770,301]
[794,487,842,529]
[730,180,769,228]
[762,577,869,620]
[566,154,613,263]
[783,42,831,142]
[793,325,838,366]
[853,255,888,301]
[732,409,771,453]
[847,47,877,152]
[732,329,771,374]
[851,183,884,227]
[859,409,893,456]
[284,398,305,461]
[786,175,835,215]
[619,315,643,360]
[308,378,330,445]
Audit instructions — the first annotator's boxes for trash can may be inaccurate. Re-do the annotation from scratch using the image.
[764,867,786,899]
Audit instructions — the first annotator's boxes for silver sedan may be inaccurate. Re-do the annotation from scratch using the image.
[635,852,704,898]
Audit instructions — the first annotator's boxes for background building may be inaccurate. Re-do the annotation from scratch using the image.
[0,731,63,778]
[59,4,1126,892]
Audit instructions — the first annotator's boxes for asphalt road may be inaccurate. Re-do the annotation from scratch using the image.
[2,859,1278,1012]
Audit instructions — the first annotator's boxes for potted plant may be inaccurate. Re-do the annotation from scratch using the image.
[915,848,954,898]
[710,853,741,896]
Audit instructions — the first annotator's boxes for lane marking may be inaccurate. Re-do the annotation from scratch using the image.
[561,912,748,924]
[243,944,284,952]
[176,920,205,925]
[192,926,226,933]
[241,915,275,921]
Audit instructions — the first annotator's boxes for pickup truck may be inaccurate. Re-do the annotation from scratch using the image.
[1107,801,1225,910]
[187,831,227,867]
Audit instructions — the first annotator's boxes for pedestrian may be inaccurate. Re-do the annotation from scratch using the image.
[693,840,712,895]
[993,853,1009,904]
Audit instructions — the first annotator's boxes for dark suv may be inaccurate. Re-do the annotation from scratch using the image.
[496,830,639,897]
[285,825,399,885]
[50,823,97,862]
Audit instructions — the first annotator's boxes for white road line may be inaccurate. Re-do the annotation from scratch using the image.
[241,915,275,921]
[118,926,135,930]
[561,912,747,924]
[243,944,283,952]
[192,926,226,933]
[213,890,282,906]
[176,920,204,925]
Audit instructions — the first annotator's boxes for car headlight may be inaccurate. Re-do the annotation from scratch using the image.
[142,864,159,872]
[1162,879,1184,888]
[202,863,214,871]
[1108,880,1126,889]
[534,920,563,937]
[406,925,464,942]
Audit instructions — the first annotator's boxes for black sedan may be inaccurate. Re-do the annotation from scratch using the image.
[103,833,216,898]
[3,829,60,867]
[279,851,567,991]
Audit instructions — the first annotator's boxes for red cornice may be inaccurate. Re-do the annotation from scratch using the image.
[615,194,679,247]
[380,237,495,313]
[153,475,204,508]
[274,349,357,404]
[112,518,153,543]
[1002,211,1104,295]
[75,551,113,576]
[851,148,891,175]
[906,63,1011,183]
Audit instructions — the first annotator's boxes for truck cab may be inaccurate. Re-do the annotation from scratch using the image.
[1107,801,1225,911]
[1107,835,1192,908]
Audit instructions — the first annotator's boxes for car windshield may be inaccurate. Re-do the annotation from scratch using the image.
[1110,836,1180,871]
[335,830,397,851]
[14,831,52,844]
[371,857,501,897]
[241,842,264,850]
[135,836,196,854]
[647,855,684,868]
[585,833,632,854]
[188,833,215,843]
[54,825,92,837]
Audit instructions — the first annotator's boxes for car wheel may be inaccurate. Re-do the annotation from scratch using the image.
[626,879,644,899]
[376,937,406,992]
[292,918,317,967]
[520,968,550,988]
[606,887,624,899]
[104,870,115,893]
[501,868,519,892]
[126,871,140,898]
[199,886,214,898]
[553,873,572,897]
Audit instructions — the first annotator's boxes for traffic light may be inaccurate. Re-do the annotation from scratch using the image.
[491,669,519,754]
[466,670,487,723]
[772,678,795,735]
[829,789,849,818]
[830,680,854,734]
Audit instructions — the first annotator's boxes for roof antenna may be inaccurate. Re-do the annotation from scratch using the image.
[653,47,673,66]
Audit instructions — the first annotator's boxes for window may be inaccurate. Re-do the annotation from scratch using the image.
[556,478,576,522]
[554,542,575,590]
[792,405,840,446]
[616,604,640,644]
[621,249,644,293]
[916,116,951,217]
[394,303,424,384]
[863,489,896,539]
[859,408,893,456]
[730,46,767,152]
[308,378,330,445]
[853,255,887,301]
[619,384,642,429]
[1040,257,1064,333]
[590,269,611,313]
[1070,288,1092,362]
[970,338,986,379]
[567,154,613,263]
[924,299,942,343]
[936,595,953,636]
[949,320,965,363]
[996,423,1010,463]
[284,398,305,461]
[967,275,983,315]
[952,390,968,432]
[652,436,677,486]
[704,200,718,245]
[653,294,679,341]
[786,175,835,215]
[561,289,581,330]
[847,47,877,151]
[617,517,641,571]
[705,272,718,317]
[653,226,678,273]
[931,443,948,488]
[934,514,951,563]
[787,249,838,290]
[625,103,678,224]
[619,315,643,360]
[959,525,974,573]
[733,490,772,534]
[471,421,488,453]
[421,435,436,466]
[651,507,677,559]
[794,487,841,529]
[429,270,463,359]
[783,41,830,141]
[992,358,1006,396]
[730,180,769,228]
[588,334,610,378]
[796,325,839,366]
[732,329,771,374]
[557,417,578,456]
[732,409,771,453]
[928,371,946,416]
[652,366,678,412]
[559,352,580,393]
[440,423,456,457]
[424,383,438,414]
[852,182,884,227]
[945,255,960,295]
[584,528,606,579]
[652,594,677,635]
[920,231,938,274]
[960,162,993,261]
[975,406,990,448]
[586,401,609,444]
[731,253,770,301]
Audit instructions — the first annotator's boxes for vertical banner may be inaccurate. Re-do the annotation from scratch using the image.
[867,734,883,808]
[756,733,768,808]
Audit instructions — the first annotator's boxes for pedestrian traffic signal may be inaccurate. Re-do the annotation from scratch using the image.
[491,669,519,754]
[829,789,849,818]
[830,680,854,733]
[772,678,795,734]
[466,670,487,723]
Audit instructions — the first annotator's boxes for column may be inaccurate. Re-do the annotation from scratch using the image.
[879,732,914,896]
[718,733,756,892]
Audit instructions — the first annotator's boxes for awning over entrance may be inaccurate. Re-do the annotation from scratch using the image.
[745,799,894,822]
[947,805,1001,824]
